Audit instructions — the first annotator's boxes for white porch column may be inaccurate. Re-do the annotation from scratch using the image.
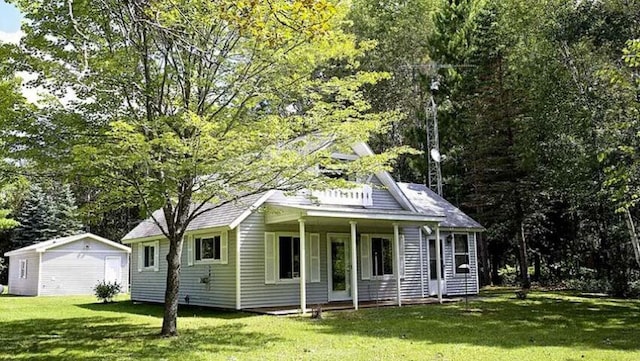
[350,221,358,310]
[435,223,443,304]
[299,219,307,314]
[393,223,401,306]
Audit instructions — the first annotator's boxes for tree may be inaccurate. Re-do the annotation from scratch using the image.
[12,183,82,246]
[9,0,404,336]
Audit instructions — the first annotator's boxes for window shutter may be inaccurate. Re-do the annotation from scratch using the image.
[310,233,320,283]
[137,243,143,272]
[264,232,276,284]
[153,241,160,272]
[23,259,28,278]
[360,234,371,280]
[220,230,229,264]
[305,233,311,282]
[399,235,406,278]
[187,235,193,266]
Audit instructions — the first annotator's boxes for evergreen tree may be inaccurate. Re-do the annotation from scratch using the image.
[12,183,82,247]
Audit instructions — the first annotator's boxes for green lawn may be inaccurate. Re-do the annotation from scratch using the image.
[0,289,639,361]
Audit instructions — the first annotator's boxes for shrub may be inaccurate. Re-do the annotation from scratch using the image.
[94,280,122,303]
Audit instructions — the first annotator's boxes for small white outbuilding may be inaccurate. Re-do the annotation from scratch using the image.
[5,233,130,296]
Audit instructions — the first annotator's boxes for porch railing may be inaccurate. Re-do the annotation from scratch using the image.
[311,185,373,207]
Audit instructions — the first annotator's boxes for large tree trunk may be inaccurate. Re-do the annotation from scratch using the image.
[161,235,184,336]
[517,221,530,289]
[623,208,640,269]
[533,251,541,283]
[477,232,491,286]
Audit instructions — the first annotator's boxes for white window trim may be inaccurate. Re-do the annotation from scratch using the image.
[275,232,302,284]
[369,233,395,280]
[453,233,471,277]
[19,259,27,279]
[193,233,223,264]
[142,241,159,271]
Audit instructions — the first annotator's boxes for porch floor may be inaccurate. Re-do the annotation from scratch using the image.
[244,297,463,315]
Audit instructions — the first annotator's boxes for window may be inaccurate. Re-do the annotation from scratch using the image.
[138,240,159,272]
[19,259,27,279]
[195,235,221,262]
[144,244,156,268]
[371,237,393,276]
[454,234,470,275]
[279,235,301,279]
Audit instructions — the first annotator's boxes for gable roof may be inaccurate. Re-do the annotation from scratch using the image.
[122,192,273,242]
[398,183,484,230]
[4,232,130,257]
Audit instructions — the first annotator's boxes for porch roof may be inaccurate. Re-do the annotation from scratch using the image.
[265,202,446,225]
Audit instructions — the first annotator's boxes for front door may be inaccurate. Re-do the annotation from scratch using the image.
[327,234,351,301]
[428,239,446,296]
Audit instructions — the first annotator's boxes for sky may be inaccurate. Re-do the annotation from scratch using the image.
[0,0,22,33]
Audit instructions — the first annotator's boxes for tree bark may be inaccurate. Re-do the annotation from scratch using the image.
[517,221,530,289]
[623,208,640,269]
[161,235,184,336]
[477,232,491,286]
[533,252,541,283]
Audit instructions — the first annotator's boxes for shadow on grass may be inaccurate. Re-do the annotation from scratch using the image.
[77,300,255,320]
[0,316,279,361]
[307,292,640,351]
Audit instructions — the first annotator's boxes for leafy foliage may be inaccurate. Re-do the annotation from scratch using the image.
[93,280,123,303]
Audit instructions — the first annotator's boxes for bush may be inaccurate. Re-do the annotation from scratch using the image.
[94,280,122,303]
[498,265,518,286]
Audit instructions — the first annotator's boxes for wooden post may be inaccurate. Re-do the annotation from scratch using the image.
[350,221,358,310]
[435,224,442,304]
[393,223,401,306]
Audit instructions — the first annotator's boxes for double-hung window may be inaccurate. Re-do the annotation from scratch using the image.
[453,234,470,275]
[279,235,301,279]
[138,240,159,272]
[195,235,221,262]
[371,236,393,277]
[143,244,156,268]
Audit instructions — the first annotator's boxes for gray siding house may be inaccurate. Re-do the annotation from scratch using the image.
[5,233,130,296]
[123,143,483,312]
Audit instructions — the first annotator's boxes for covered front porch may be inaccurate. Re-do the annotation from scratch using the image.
[263,203,447,314]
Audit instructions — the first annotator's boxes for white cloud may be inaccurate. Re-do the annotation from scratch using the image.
[0,30,23,45]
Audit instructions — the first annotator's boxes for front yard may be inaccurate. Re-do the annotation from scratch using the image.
[0,289,639,360]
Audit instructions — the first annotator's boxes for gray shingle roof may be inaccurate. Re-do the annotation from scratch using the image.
[398,183,483,230]
[122,193,267,240]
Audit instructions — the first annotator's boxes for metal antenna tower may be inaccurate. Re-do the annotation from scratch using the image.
[426,77,443,196]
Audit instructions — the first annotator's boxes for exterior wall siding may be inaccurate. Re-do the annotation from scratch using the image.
[40,251,130,296]
[240,212,330,308]
[130,231,237,308]
[443,231,479,296]
[8,252,40,296]
[48,236,125,252]
[370,176,404,210]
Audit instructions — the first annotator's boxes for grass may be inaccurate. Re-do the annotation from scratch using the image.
[0,289,639,360]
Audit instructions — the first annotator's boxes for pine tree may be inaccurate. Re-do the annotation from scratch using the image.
[12,183,82,247]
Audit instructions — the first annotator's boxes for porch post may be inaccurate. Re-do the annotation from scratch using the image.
[350,221,358,310]
[435,223,443,304]
[393,223,401,306]
[299,219,307,314]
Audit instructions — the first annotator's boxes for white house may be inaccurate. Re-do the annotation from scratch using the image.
[5,233,130,296]
[122,143,483,312]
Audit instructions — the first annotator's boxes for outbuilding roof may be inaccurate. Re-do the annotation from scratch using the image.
[398,183,484,230]
[4,232,130,256]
